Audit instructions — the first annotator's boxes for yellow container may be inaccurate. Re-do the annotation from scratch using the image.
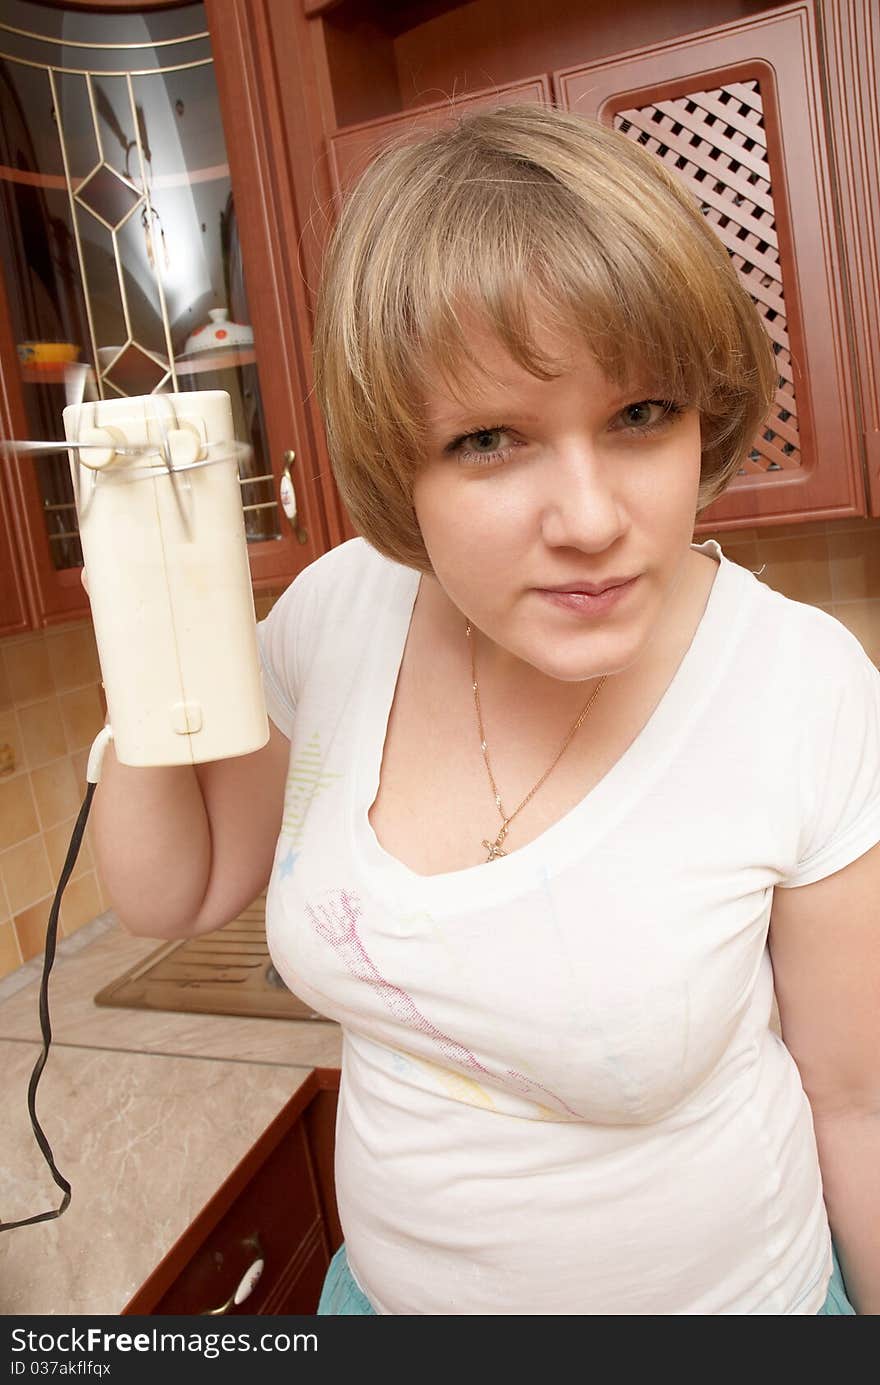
[17,341,80,367]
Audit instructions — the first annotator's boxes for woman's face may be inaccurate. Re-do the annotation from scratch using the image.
[412,313,705,687]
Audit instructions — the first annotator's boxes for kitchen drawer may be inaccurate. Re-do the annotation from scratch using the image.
[123,1069,341,1315]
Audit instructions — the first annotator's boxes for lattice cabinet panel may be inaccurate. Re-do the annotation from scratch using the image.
[556,3,863,525]
[614,80,798,479]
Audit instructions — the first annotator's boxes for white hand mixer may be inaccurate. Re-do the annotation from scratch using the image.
[1,375,271,1231]
[63,386,268,768]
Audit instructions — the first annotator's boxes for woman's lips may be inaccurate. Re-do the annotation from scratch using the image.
[537,575,640,615]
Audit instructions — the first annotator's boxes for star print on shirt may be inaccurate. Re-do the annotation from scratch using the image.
[278,847,299,878]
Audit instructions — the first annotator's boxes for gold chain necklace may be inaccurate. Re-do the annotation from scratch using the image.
[466,621,607,862]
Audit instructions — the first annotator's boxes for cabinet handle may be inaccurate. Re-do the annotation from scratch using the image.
[200,1233,265,1315]
[279,450,308,545]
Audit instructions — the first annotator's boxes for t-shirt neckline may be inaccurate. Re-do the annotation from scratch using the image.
[348,539,747,915]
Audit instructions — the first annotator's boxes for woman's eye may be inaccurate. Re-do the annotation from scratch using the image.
[618,400,682,433]
[447,425,517,466]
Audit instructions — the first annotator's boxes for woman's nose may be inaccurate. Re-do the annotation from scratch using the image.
[539,442,626,549]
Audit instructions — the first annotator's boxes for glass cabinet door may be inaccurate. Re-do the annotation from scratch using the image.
[0,0,281,579]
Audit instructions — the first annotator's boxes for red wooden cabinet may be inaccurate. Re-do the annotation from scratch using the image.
[0,469,30,635]
[122,1068,342,1316]
[0,0,332,635]
[3,0,878,636]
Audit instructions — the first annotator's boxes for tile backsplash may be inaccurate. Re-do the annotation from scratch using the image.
[1,515,878,983]
[0,617,110,977]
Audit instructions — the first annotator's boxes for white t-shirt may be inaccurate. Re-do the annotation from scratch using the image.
[257,535,880,1315]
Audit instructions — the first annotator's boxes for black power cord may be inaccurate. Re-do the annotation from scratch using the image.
[0,778,97,1232]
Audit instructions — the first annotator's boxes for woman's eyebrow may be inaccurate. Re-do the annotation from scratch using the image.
[430,409,542,431]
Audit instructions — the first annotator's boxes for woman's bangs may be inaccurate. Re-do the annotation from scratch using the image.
[367,130,754,475]
[405,240,702,420]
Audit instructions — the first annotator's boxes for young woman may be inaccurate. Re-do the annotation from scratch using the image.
[91,104,878,1314]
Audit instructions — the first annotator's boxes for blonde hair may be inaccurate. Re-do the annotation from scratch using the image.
[312,103,777,573]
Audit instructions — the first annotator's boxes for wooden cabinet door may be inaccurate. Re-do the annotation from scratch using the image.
[123,1070,341,1316]
[0,268,34,634]
[206,0,343,566]
[0,472,31,635]
[554,1,863,530]
[818,0,880,517]
[146,1119,325,1315]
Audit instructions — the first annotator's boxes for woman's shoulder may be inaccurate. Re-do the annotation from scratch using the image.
[257,538,414,713]
[715,543,870,661]
[299,535,408,588]
[723,552,879,735]
[271,536,406,614]
[268,537,416,654]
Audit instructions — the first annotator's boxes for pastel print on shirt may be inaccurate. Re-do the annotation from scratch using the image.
[305,886,581,1118]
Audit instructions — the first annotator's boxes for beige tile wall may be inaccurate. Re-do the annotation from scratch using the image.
[0,617,106,975]
[1,513,878,982]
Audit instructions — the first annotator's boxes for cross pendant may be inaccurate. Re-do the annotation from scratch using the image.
[482,824,510,862]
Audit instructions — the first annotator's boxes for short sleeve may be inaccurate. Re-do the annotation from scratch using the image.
[779,622,880,888]
[255,563,318,740]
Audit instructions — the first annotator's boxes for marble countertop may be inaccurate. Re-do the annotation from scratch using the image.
[0,915,343,1316]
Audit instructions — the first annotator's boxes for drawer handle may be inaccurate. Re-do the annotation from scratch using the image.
[201,1234,265,1315]
[279,450,308,545]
